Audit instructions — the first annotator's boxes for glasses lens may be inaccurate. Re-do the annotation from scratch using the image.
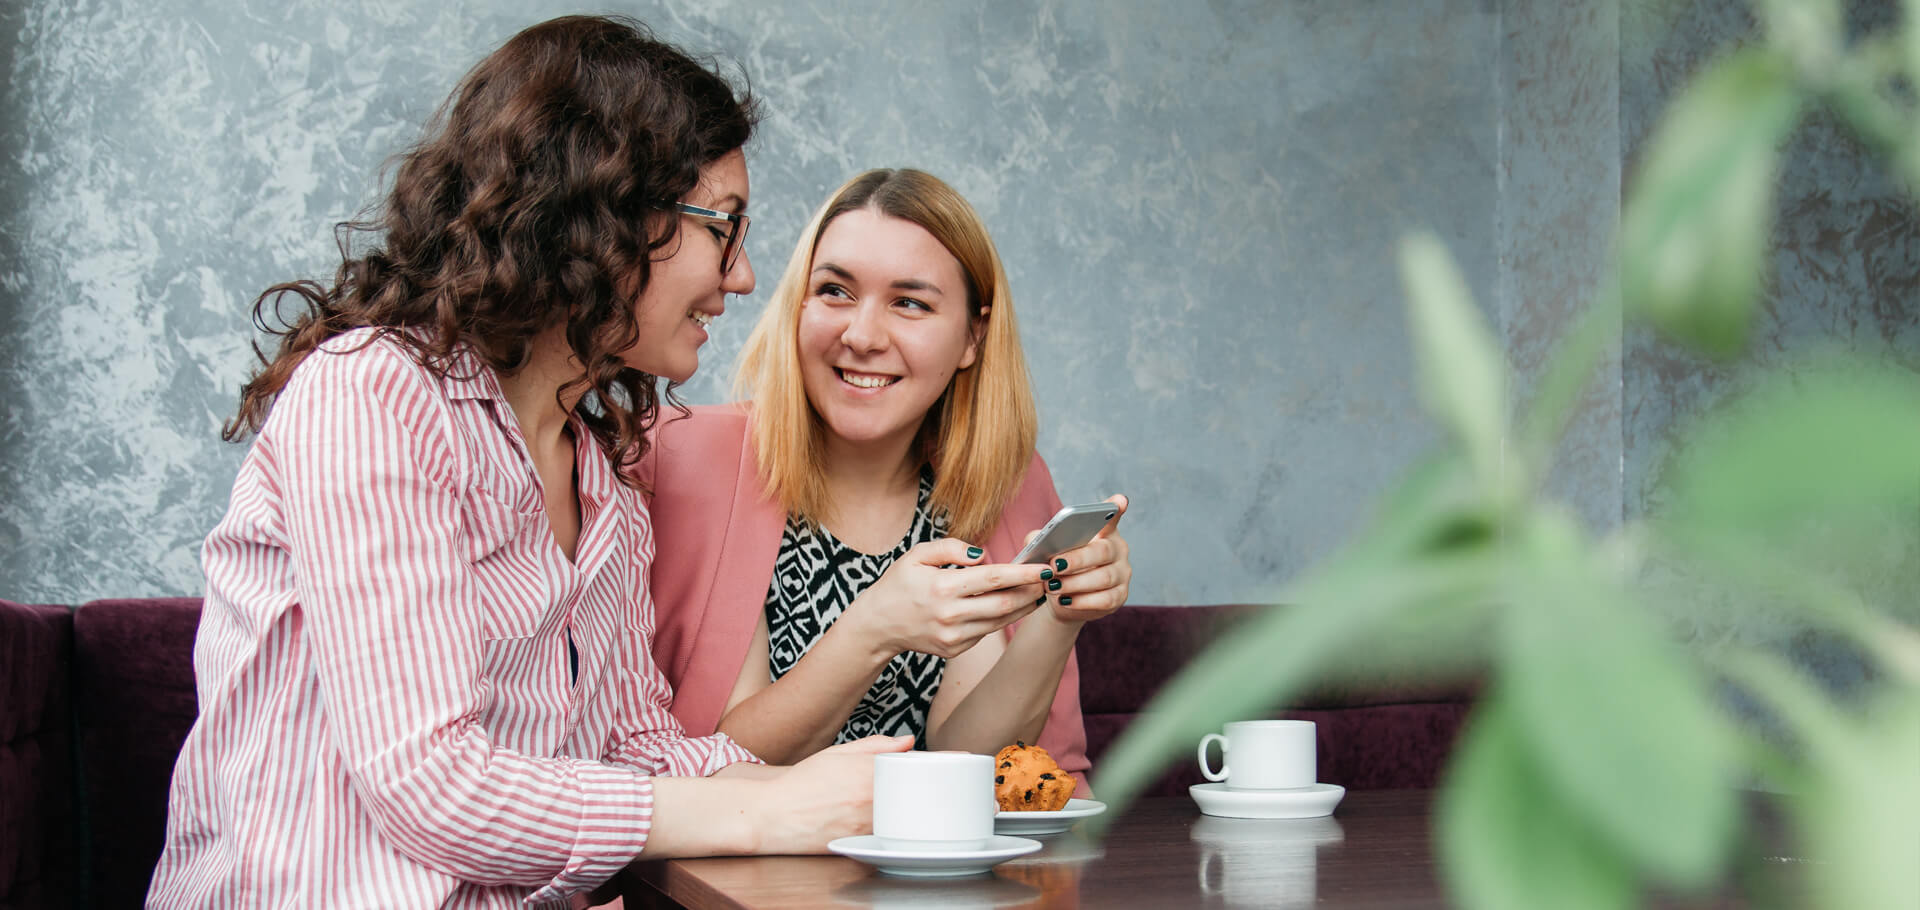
[723,215,749,275]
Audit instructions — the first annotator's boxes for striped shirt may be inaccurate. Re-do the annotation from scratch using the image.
[149,329,757,909]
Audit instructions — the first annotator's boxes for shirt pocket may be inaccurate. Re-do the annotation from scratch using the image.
[459,486,550,641]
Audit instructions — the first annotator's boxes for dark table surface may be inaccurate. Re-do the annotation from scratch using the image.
[620,789,1455,909]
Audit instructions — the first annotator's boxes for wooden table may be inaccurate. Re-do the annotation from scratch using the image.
[619,790,1450,909]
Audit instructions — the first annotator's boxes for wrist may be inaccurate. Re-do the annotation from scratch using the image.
[1029,605,1086,636]
[838,599,904,665]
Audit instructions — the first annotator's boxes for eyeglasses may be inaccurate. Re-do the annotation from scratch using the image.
[662,202,750,276]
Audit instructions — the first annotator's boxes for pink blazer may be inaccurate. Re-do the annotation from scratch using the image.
[639,404,1091,783]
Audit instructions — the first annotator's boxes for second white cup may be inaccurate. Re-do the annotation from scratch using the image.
[872,752,997,852]
[1197,719,1317,790]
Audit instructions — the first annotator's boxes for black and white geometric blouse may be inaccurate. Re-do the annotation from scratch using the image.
[764,468,948,747]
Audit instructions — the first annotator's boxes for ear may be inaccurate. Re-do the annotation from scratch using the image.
[959,306,989,370]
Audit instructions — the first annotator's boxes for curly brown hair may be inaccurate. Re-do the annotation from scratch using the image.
[223,15,757,482]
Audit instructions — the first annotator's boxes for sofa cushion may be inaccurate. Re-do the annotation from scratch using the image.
[1075,604,1475,796]
[72,597,202,909]
[0,599,75,910]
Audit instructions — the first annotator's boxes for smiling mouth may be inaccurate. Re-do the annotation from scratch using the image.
[837,368,899,389]
[690,311,713,328]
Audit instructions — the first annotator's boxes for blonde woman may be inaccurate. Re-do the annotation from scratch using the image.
[642,169,1132,783]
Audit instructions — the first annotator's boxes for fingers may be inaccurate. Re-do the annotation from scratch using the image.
[909,537,989,567]
[936,561,1049,599]
[1048,534,1128,577]
[1093,494,1129,538]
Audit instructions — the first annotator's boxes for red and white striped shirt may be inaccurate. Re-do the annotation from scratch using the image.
[149,329,758,908]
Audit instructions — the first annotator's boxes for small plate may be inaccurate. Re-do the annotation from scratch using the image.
[994,798,1107,836]
[1190,782,1345,819]
[828,834,1042,877]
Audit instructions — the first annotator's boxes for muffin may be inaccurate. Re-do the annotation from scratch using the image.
[994,741,1077,811]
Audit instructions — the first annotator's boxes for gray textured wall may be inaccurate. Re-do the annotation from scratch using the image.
[2,0,1911,625]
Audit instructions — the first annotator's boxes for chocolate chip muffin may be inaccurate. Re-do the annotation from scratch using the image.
[994,741,1077,811]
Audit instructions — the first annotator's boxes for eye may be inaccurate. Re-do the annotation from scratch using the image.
[814,282,853,301]
[706,224,729,243]
[896,297,932,312]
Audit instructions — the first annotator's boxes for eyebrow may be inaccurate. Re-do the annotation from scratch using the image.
[707,193,747,214]
[811,262,945,295]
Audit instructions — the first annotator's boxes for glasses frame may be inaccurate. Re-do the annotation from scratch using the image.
[662,202,749,276]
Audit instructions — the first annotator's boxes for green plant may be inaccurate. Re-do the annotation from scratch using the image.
[1092,1,1920,907]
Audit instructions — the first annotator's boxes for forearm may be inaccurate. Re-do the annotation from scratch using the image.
[642,775,766,857]
[927,611,1081,753]
[716,621,894,763]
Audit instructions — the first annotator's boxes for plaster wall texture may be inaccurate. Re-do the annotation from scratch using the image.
[3,0,1911,654]
[2,0,1506,606]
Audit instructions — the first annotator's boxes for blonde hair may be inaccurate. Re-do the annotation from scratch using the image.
[734,169,1037,543]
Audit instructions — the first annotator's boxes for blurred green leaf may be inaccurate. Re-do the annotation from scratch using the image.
[1753,0,1840,75]
[1503,511,1739,888]
[1399,233,1509,496]
[1722,655,1920,910]
[1620,49,1801,356]
[1662,362,1920,529]
[1438,694,1635,910]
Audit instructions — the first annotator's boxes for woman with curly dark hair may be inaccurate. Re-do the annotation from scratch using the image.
[149,17,907,908]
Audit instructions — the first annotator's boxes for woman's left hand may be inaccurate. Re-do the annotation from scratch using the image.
[1038,494,1131,623]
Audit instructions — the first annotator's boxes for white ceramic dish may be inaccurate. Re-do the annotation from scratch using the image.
[993,798,1107,836]
[827,834,1042,877]
[1189,782,1345,820]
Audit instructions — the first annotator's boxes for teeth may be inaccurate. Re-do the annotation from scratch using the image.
[840,370,897,389]
[690,311,713,328]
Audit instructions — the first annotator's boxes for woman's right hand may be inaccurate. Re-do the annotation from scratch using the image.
[845,538,1050,659]
[749,735,914,854]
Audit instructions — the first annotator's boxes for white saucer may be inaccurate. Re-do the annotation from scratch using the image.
[1190,782,1345,819]
[994,798,1107,836]
[828,834,1042,877]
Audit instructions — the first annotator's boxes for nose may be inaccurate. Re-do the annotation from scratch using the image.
[722,247,756,296]
[841,300,888,353]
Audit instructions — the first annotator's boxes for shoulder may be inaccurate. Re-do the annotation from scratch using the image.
[283,328,441,404]
[265,329,461,468]
[1009,451,1060,511]
[650,402,753,465]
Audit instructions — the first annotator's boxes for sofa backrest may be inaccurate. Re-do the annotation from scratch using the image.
[1073,604,1475,796]
[5,597,1475,906]
[70,598,202,910]
[0,599,76,910]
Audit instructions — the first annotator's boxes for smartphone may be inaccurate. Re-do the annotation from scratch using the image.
[1012,501,1122,565]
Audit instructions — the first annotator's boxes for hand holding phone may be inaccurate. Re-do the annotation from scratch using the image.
[1013,500,1125,565]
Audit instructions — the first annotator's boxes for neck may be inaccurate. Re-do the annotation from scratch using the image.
[496,326,582,449]
[820,421,925,505]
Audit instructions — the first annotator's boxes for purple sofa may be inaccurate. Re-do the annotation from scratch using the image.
[0,598,1473,908]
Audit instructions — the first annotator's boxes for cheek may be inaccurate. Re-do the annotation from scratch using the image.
[796,307,843,355]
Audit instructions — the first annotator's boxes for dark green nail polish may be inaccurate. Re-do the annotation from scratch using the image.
[967,546,983,559]
[1054,558,1068,572]
[1059,596,1073,606]
[1036,595,1047,606]
[1047,579,1062,591]
[1040,568,1053,581]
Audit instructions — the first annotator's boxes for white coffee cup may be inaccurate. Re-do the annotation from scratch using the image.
[1197,720,1317,790]
[872,752,996,852]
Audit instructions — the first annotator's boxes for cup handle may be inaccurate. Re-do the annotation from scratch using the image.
[1197,733,1228,782]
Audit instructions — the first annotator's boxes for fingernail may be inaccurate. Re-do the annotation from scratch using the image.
[1054,558,1068,572]
[967,546,983,559]
[1040,568,1053,581]
[1035,595,1047,606]
[1047,579,1062,591]
[1059,596,1073,606]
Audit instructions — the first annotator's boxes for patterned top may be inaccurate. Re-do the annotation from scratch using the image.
[765,469,948,746]
[149,329,757,910]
